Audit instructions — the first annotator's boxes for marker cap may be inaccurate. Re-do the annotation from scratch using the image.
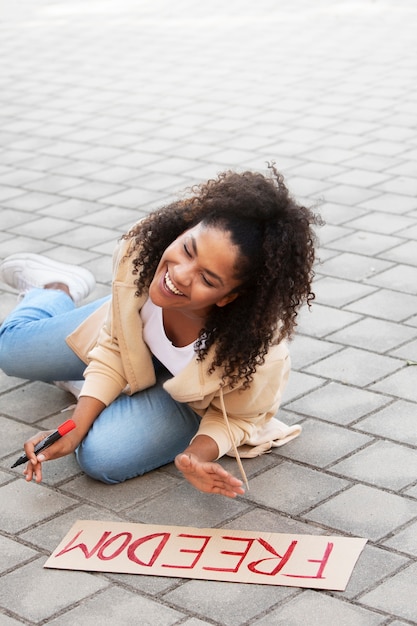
[57,419,76,436]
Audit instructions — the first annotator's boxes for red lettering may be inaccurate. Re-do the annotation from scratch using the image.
[127,533,171,567]
[55,530,112,559]
[162,534,211,569]
[284,542,334,579]
[247,539,298,576]
[97,532,133,561]
[204,536,255,573]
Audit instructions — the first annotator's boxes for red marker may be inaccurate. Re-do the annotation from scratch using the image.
[11,419,76,468]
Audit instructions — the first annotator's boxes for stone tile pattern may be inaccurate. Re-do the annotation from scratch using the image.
[0,1,416,624]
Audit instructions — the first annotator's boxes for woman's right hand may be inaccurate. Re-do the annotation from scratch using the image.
[23,428,81,483]
[22,395,106,483]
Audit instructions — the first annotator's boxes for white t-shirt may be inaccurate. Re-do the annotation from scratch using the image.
[141,297,196,375]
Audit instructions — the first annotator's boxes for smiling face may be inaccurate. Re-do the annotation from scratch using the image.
[148,222,242,320]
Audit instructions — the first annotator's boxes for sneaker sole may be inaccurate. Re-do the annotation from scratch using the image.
[0,253,96,304]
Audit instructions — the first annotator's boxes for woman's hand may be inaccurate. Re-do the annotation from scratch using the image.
[22,396,106,483]
[175,450,245,499]
[23,429,80,483]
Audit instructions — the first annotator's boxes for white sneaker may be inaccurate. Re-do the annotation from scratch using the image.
[0,253,96,306]
[54,380,84,399]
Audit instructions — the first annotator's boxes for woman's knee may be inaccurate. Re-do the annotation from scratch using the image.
[75,442,117,484]
[75,436,136,485]
[0,327,24,377]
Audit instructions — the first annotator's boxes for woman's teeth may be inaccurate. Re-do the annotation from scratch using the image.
[165,272,184,296]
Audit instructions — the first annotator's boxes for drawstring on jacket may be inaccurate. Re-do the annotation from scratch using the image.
[219,387,249,490]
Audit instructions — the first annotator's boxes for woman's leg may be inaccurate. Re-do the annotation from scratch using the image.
[76,361,201,484]
[0,289,109,381]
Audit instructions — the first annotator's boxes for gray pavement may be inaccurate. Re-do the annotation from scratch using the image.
[0,0,416,623]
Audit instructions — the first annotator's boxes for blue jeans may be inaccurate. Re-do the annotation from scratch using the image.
[0,289,201,483]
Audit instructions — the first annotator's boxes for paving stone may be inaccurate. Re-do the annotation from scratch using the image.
[0,559,108,623]
[358,192,417,214]
[282,370,325,404]
[329,231,403,256]
[0,480,77,533]
[0,381,72,421]
[330,440,417,490]
[64,180,125,202]
[404,483,417,499]
[247,462,348,516]
[77,206,139,230]
[399,222,417,240]
[0,208,36,229]
[286,382,390,425]
[51,224,115,249]
[312,277,377,308]
[318,224,353,246]
[376,175,417,197]
[0,168,44,187]
[318,202,366,226]
[11,216,78,239]
[164,579,297,626]
[316,252,393,282]
[183,617,213,626]
[305,485,417,541]
[278,419,371,467]
[296,303,361,338]
[0,536,38,574]
[96,186,163,209]
[390,339,417,363]
[406,314,417,328]
[288,335,341,369]
[0,415,38,459]
[359,562,417,623]
[327,318,417,353]
[345,289,417,322]
[382,520,417,557]
[329,169,391,189]
[371,366,417,402]
[102,570,179,596]
[19,504,123,552]
[62,470,181,513]
[47,586,185,626]
[2,191,63,211]
[305,347,402,387]
[0,613,26,626]
[338,544,409,600]
[380,240,417,266]
[342,155,400,176]
[365,264,417,296]
[26,174,86,194]
[320,184,380,206]
[222,507,325,536]
[355,399,417,446]
[125,480,249,527]
[254,589,386,626]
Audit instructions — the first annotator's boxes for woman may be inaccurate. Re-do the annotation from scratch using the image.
[0,166,320,498]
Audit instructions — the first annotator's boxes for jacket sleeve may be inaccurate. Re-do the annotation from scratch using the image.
[77,238,155,405]
[78,239,131,405]
[191,348,291,459]
[79,309,131,406]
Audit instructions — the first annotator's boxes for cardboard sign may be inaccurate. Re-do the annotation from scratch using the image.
[45,520,367,591]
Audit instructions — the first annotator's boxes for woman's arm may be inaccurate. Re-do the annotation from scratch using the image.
[23,396,105,483]
[174,435,245,498]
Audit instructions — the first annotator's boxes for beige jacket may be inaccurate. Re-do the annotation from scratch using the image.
[66,236,293,462]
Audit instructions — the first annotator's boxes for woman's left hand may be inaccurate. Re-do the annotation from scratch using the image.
[175,452,245,498]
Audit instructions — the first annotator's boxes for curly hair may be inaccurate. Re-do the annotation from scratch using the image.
[123,164,322,388]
